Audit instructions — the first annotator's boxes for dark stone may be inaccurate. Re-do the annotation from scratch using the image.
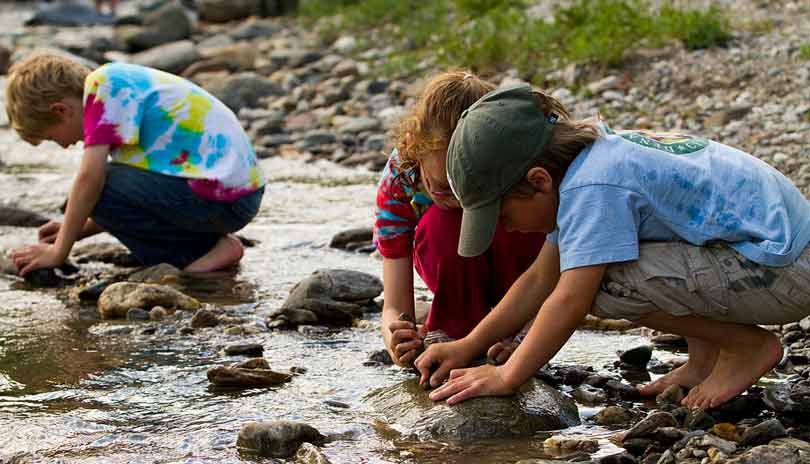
[764,382,810,415]
[573,384,608,404]
[329,227,373,250]
[127,308,150,321]
[279,269,383,326]
[24,1,115,26]
[623,412,679,441]
[0,206,49,227]
[236,421,324,458]
[207,72,284,113]
[23,264,80,288]
[741,418,787,447]
[323,400,349,408]
[225,343,265,357]
[599,452,638,464]
[619,345,653,369]
[605,379,642,401]
[207,366,292,388]
[124,1,193,52]
[684,408,715,431]
[191,308,221,328]
[78,280,114,302]
[366,349,393,366]
[365,378,579,442]
[650,334,687,349]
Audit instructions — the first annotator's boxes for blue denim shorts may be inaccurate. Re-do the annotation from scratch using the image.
[91,163,264,268]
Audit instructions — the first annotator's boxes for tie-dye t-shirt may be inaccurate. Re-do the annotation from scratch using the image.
[83,62,265,201]
[373,150,433,259]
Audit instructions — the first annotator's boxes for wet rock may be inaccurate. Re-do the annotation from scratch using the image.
[121,1,193,52]
[764,382,810,415]
[619,345,653,369]
[740,418,787,447]
[365,349,393,366]
[572,384,608,404]
[329,227,373,252]
[78,280,114,302]
[224,343,264,357]
[544,435,599,453]
[684,408,715,430]
[149,306,168,321]
[191,308,221,328]
[23,264,80,288]
[725,444,799,464]
[593,405,637,426]
[24,1,115,26]
[98,282,200,319]
[0,206,49,227]
[278,269,383,326]
[126,308,150,321]
[128,263,182,284]
[236,421,324,458]
[71,242,139,267]
[130,40,200,74]
[687,432,738,455]
[295,442,331,464]
[206,72,283,113]
[598,452,637,464]
[207,366,292,388]
[365,378,579,442]
[622,412,679,441]
[650,334,687,349]
[656,384,685,406]
[604,379,641,401]
[235,358,270,370]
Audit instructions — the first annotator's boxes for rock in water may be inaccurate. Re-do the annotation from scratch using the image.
[24,1,115,26]
[365,378,579,442]
[0,206,49,227]
[278,269,383,326]
[97,282,200,319]
[207,366,292,388]
[236,421,324,458]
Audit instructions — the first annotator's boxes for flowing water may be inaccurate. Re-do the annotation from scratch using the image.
[0,5,663,462]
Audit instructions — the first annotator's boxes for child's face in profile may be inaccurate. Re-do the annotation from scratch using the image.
[420,153,460,210]
[498,168,558,233]
[41,98,84,149]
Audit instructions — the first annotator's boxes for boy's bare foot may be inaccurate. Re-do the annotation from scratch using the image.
[682,329,782,410]
[637,337,717,396]
[184,234,244,273]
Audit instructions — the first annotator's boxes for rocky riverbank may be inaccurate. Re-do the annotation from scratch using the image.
[1,0,809,463]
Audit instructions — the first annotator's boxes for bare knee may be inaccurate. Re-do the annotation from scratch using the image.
[225,234,244,260]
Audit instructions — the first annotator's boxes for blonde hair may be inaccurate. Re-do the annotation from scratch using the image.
[393,70,495,177]
[508,91,601,197]
[5,52,90,145]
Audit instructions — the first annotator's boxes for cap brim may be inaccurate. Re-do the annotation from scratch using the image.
[458,198,501,258]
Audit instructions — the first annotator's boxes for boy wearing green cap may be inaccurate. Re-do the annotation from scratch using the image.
[415,85,810,410]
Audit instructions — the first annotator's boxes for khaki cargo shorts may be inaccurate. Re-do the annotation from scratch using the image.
[592,241,810,325]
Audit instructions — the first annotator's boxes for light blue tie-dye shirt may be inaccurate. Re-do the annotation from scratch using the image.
[548,124,810,271]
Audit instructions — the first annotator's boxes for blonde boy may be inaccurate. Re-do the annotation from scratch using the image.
[7,53,265,274]
[416,85,810,410]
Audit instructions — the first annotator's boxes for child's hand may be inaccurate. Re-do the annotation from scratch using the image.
[11,243,66,276]
[414,339,475,388]
[487,340,519,365]
[387,320,425,367]
[428,364,515,405]
[38,220,62,244]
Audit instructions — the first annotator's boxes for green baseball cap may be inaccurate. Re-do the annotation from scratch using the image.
[447,84,557,257]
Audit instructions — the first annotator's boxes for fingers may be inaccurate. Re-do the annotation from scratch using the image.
[429,373,467,401]
[394,339,423,357]
[429,362,453,388]
[397,349,418,366]
[414,351,432,386]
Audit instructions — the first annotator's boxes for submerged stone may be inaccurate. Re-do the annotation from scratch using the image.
[207,366,292,388]
[365,378,579,442]
[236,421,324,458]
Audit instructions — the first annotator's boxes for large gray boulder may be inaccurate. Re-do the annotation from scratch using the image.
[365,378,579,442]
[120,1,194,52]
[275,269,382,327]
[205,72,283,113]
[0,206,49,227]
[130,40,199,74]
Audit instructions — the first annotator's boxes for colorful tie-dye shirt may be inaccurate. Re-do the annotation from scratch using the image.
[83,62,265,201]
[373,150,433,259]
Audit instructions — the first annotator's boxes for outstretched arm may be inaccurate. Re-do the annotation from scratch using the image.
[13,145,109,274]
[414,240,562,387]
[381,256,423,367]
[428,263,606,404]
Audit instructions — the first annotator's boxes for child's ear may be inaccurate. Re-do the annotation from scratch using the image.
[49,101,70,119]
[526,167,554,194]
